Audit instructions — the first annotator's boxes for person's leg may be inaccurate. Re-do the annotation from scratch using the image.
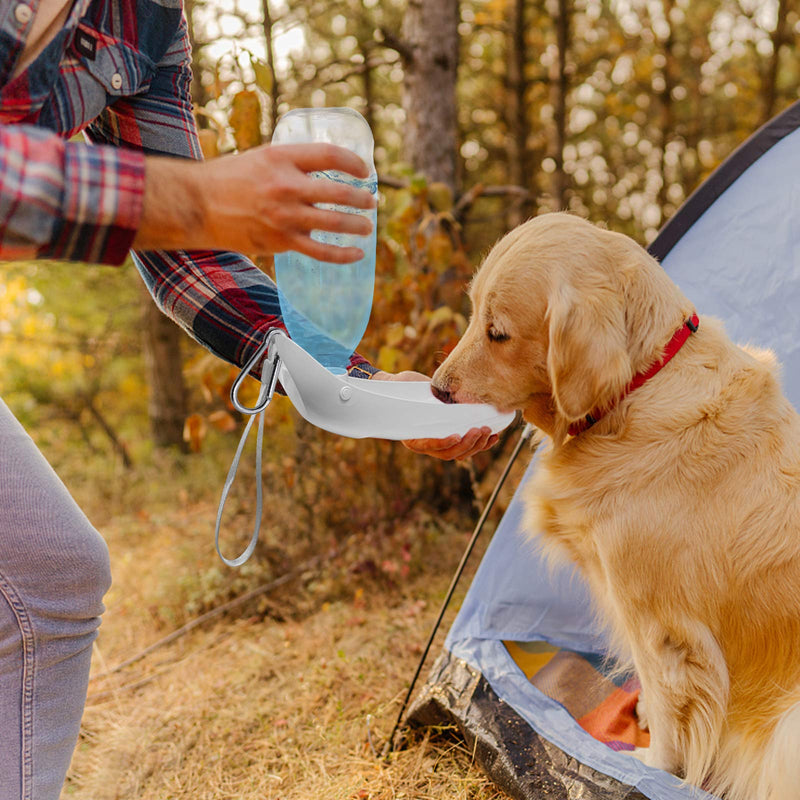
[0,399,111,800]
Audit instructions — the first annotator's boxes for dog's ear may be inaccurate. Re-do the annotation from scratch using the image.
[546,283,633,424]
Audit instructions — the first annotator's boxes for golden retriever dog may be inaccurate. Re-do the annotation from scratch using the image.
[431,212,800,800]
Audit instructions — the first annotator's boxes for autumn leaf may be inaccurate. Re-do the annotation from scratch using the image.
[250,56,273,95]
[426,305,455,329]
[229,90,262,151]
[183,413,207,453]
[197,128,219,159]
[427,231,454,272]
[207,410,237,433]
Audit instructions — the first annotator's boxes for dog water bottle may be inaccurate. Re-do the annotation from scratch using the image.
[272,108,378,373]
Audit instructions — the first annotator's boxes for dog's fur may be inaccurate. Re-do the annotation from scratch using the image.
[431,212,800,800]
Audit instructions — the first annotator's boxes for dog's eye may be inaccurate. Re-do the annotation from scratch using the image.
[487,326,510,343]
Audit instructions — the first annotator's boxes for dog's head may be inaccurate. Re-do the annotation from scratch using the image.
[431,213,691,440]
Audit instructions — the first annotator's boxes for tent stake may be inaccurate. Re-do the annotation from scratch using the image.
[381,422,536,759]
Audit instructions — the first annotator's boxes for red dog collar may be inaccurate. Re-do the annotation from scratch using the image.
[568,313,700,437]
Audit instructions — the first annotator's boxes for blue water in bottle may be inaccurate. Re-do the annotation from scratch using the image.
[272,109,378,374]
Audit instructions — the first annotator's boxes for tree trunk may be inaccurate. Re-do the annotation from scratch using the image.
[506,0,530,227]
[184,0,208,109]
[401,0,460,192]
[658,0,675,218]
[551,0,570,209]
[762,0,789,124]
[262,0,281,136]
[141,288,189,450]
[361,39,376,134]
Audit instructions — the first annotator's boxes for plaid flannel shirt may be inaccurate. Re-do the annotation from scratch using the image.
[0,0,377,377]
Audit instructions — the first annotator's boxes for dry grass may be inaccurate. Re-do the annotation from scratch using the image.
[61,488,512,800]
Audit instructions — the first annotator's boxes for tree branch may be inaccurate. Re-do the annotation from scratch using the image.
[376,26,413,63]
[86,398,133,468]
[377,175,533,222]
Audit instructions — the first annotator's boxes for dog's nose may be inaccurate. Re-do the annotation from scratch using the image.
[431,384,456,404]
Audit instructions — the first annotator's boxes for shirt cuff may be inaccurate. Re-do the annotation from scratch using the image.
[347,361,380,379]
[40,142,145,265]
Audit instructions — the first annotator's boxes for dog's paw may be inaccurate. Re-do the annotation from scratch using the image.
[635,695,650,731]
[623,744,683,776]
[622,747,649,764]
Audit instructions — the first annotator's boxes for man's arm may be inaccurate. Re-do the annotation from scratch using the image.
[0,123,144,264]
[83,13,377,376]
[0,121,374,265]
[134,145,375,263]
[86,15,493,459]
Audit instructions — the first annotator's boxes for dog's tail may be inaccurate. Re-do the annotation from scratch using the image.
[710,699,800,800]
[760,700,800,800]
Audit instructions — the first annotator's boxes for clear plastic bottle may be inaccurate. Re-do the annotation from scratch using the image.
[272,107,378,374]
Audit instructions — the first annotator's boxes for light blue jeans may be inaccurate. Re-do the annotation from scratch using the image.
[0,399,111,800]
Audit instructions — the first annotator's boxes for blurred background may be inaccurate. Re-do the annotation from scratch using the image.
[4,0,799,613]
[5,1,799,796]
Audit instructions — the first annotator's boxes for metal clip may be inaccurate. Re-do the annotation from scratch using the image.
[216,329,288,568]
[230,329,285,415]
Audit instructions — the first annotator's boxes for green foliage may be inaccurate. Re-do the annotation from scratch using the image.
[0,261,147,463]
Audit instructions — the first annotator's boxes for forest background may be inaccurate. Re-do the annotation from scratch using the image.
[3,0,800,797]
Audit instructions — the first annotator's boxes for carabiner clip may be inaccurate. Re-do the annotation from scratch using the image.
[216,329,287,567]
[230,329,284,415]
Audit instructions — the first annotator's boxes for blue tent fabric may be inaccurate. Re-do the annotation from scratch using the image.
[408,100,800,800]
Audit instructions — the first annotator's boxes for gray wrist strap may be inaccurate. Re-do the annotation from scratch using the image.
[215,340,280,567]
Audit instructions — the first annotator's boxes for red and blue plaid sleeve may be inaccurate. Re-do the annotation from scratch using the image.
[0,123,144,264]
[83,15,376,377]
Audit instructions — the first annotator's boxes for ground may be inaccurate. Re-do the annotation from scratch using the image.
[59,455,514,800]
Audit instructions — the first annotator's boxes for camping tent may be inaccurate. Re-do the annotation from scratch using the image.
[407,99,800,800]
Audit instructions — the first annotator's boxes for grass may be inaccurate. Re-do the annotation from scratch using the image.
[57,442,518,800]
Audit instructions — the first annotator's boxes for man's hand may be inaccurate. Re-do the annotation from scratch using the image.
[133,143,377,261]
[371,370,499,461]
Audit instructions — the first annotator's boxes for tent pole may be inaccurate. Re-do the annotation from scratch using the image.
[381,421,537,759]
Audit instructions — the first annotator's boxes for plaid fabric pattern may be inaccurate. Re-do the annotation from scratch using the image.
[0,0,376,375]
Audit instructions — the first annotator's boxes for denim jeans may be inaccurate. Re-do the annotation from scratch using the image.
[0,399,111,800]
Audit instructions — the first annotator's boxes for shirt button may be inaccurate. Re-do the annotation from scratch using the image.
[110,73,123,90]
[14,3,33,24]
